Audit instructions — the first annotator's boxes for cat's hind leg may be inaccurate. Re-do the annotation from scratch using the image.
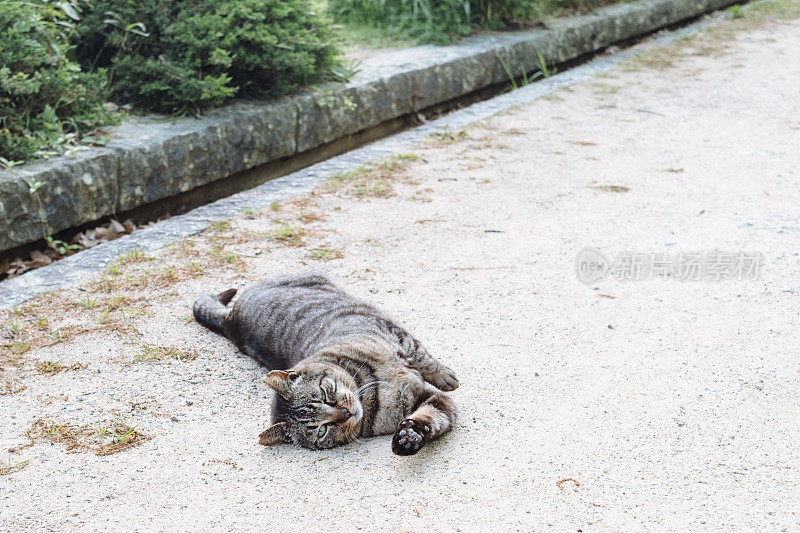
[398,342,459,392]
[384,321,459,391]
[391,387,457,456]
[193,288,237,336]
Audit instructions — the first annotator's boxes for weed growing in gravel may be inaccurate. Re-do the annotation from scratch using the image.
[95,260,206,293]
[0,289,152,361]
[36,360,88,375]
[321,153,419,198]
[269,225,307,246]
[351,181,393,197]
[308,246,345,261]
[298,210,325,223]
[210,248,239,265]
[429,129,470,146]
[622,48,677,71]
[0,458,29,476]
[207,220,232,233]
[130,344,198,364]
[2,324,89,356]
[78,295,99,310]
[5,318,21,336]
[117,249,154,265]
[26,419,147,456]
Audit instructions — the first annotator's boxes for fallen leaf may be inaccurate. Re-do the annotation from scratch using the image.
[94,227,117,241]
[108,219,125,234]
[29,250,52,266]
[74,233,100,248]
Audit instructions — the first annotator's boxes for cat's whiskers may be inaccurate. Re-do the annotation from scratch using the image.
[356,381,386,399]
[349,359,370,388]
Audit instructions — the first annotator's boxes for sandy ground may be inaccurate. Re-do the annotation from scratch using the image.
[2,8,800,532]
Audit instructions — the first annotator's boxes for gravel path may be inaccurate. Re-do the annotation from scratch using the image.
[2,8,799,531]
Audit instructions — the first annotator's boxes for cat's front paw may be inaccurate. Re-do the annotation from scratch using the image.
[429,364,459,392]
[392,419,429,456]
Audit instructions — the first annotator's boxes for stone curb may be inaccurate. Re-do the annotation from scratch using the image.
[0,17,714,310]
[0,0,736,255]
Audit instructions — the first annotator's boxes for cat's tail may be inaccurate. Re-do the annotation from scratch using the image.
[193,288,237,337]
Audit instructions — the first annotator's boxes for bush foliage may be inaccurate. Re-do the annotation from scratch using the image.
[73,0,340,114]
[0,1,114,163]
[1,0,613,163]
[331,0,537,43]
[330,0,613,43]
[1,0,340,162]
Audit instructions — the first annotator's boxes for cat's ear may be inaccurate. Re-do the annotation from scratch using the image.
[259,421,290,446]
[265,369,299,399]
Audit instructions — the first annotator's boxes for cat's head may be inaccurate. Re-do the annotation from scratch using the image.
[258,362,363,449]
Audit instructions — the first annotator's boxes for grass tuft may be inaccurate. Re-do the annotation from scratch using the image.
[308,246,345,261]
[320,153,419,198]
[269,225,307,246]
[130,343,198,364]
[26,419,147,456]
[36,360,88,375]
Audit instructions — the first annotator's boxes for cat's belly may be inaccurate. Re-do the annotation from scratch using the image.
[359,380,419,437]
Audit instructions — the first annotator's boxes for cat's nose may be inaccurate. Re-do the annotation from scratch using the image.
[334,408,351,423]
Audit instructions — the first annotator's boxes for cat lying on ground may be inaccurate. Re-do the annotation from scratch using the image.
[193,273,459,456]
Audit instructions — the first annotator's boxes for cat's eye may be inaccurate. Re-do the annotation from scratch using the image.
[320,389,327,403]
[317,424,328,438]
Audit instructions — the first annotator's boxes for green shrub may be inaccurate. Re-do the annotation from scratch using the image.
[329,0,539,43]
[0,1,114,163]
[329,0,618,44]
[73,0,341,114]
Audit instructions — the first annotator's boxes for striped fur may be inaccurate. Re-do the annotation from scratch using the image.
[193,272,458,455]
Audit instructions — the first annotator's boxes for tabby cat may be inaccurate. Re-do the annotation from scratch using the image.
[192,273,459,455]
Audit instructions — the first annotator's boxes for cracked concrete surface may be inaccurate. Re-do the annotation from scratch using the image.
[2,7,799,531]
